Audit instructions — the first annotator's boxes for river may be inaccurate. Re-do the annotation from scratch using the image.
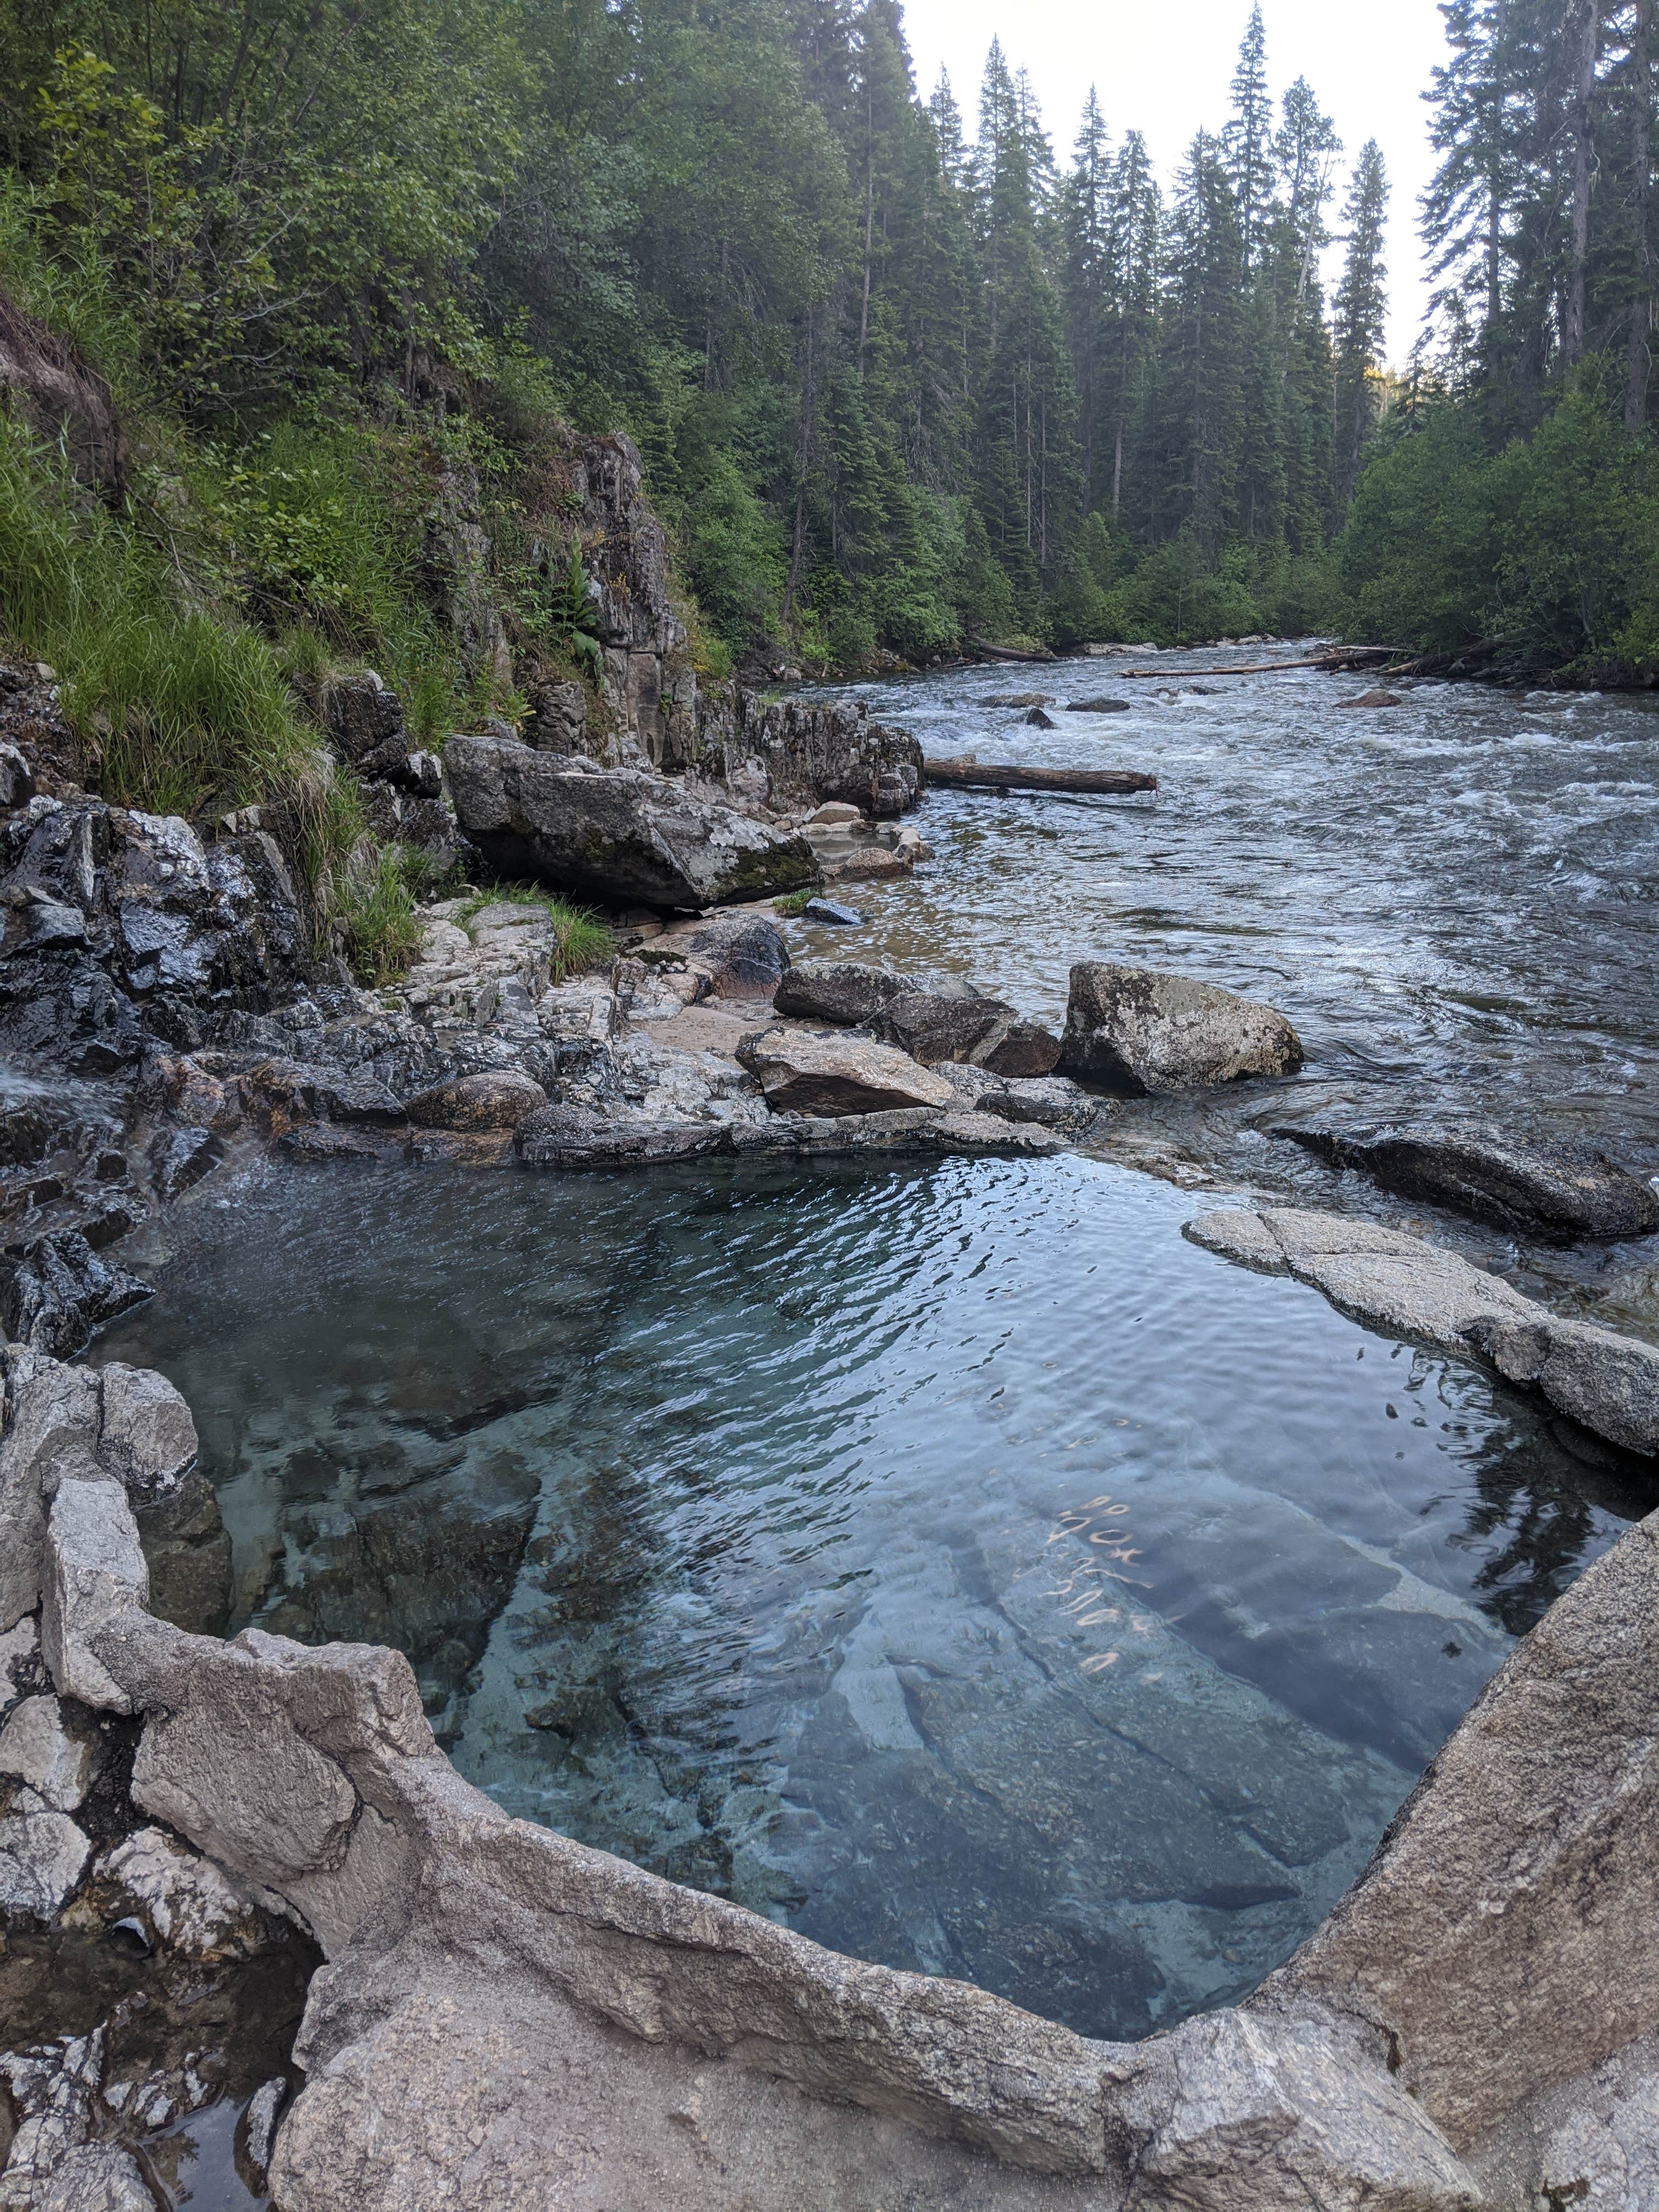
[95,651,1659,2060]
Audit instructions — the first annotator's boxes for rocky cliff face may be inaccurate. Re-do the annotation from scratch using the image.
[517,431,922,815]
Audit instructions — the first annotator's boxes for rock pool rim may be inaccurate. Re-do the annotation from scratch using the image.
[8,1286,1657,2205]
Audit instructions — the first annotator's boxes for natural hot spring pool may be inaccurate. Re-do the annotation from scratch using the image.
[95,1150,1654,2040]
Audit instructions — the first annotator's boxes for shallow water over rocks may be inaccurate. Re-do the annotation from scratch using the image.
[795,653,1659,1334]
[95,1150,1656,2041]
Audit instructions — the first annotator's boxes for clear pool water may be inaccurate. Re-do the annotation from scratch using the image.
[96,1149,1654,2041]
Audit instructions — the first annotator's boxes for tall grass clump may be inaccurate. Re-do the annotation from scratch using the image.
[0,421,422,979]
[456,883,615,980]
[0,417,309,812]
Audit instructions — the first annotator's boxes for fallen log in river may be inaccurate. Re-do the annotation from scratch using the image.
[924,757,1158,797]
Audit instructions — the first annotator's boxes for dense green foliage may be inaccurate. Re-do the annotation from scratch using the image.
[0,1,1398,664]
[1337,2,1659,677]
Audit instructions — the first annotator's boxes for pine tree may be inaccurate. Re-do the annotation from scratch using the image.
[1224,5,1275,272]
[1334,141,1391,506]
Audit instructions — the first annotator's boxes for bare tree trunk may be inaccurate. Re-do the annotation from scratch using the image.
[1565,0,1601,367]
[1111,422,1124,523]
[1628,0,1654,429]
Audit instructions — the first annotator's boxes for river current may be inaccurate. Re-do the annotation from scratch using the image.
[97,651,1659,2051]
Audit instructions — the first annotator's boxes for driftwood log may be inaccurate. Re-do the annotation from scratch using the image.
[924,758,1157,797]
[1113,645,1404,680]
[967,637,1059,663]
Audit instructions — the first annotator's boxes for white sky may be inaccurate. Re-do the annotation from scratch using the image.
[900,0,1452,363]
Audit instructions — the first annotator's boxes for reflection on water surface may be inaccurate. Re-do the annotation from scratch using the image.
[97,1153,1655,2039]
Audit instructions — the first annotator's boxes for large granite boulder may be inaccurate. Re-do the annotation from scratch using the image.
[737,1029,957,1116]
[444,739,817,911]
[1060,964,1303,1094]
[1275,1120,1659,1244]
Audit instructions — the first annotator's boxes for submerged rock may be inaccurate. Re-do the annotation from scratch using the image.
[1187,1205,1659,1457]
[1274,1120,1659,1243]
[1065,697,1132,714]
[1059,963,1304,1094]
[1339,689,1403,709]
[445,740,818,911]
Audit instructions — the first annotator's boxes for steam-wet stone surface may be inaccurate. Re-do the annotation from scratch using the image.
[94,1155,1658,2042]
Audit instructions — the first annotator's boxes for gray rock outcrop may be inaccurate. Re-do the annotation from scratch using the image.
[1186,1206,1659,1457]
[737,1028,957,1115]
[444,740,818,911]
[1060,964,1304,1094]
[774,962,1062,1076]
[1274,1120,1659,1243]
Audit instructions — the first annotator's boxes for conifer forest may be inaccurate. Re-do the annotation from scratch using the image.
[2,2,1659,690]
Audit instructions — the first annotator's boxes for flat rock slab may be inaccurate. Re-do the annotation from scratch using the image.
[738,1028,958,1116]
[444,738,818,911]
[1275,1120,1659,1243]
[1065,698,1132,713]
[1060,964,1303,1094]
[1187,1205,1659,1457]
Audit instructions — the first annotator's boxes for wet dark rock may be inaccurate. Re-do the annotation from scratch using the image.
[516,1103,729,1169]
[280,1124,396,1163]
[977,1020,1063,1079]
[133,1469,233,1638]
[0,800,306,1079]
[1060,962,1304,1094]
[148,1125,222,1202]
[1065,698,1132,714]
[445,740,819,911]
[1274,1121,1659,1244]
[980,695,1053,710]
[405,1070,548,1132]
[0,1229,151,1359]
[676,911,791,997]
[774,962,905,1028]
[800,898,862,927]
[871,989,1011,1067]
[324,672,405,764]
[1022,708,1057,729]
